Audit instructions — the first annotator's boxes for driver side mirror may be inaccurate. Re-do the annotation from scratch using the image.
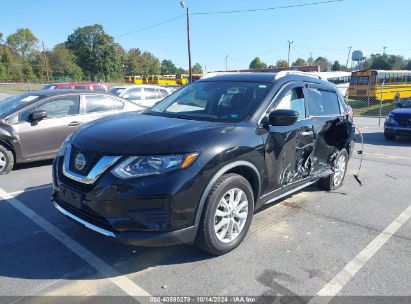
[30,110,47,122]
[395,102,403,108]
[268,109,299,126]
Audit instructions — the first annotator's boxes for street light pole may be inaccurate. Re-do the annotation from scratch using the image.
[287,40,294,67]
[181,1,192,83]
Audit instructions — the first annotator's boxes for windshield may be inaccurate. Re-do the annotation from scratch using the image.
[109,88,126,96]
[42,84,56,90]
[402,99,411,108]
[148,81,272,122]
[0,93,42,118]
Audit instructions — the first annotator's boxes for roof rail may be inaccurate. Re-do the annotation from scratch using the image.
[201,71,252,79]
[274,70,321,80]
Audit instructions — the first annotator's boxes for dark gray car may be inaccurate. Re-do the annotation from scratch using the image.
[0,90,141,174]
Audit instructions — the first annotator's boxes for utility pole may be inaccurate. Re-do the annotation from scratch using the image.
[180,1,192,83]
[42,41,50,82]
[346,46,352,71]
[224,55,228,71]
[204,65,207,74]
[383,46,387,54]
[287,40,294,67]
[309,52,313,66]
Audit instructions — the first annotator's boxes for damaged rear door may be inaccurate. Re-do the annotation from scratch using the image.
[304,83,351,177]
[261,82,315,198]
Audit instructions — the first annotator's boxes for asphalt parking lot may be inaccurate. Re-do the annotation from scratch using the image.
[0,116,410,302]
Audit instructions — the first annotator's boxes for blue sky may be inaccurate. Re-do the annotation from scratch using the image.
[1,0,410,71]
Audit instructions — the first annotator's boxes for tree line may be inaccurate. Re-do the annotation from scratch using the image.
[249,53,411,72]
[0,25,203,83]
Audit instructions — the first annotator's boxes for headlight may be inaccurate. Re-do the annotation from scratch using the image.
[385,115,397,125]
[112,153,198,179]
[58,134,73,156]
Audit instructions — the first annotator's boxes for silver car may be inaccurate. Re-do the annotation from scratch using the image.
[0,90,141,174]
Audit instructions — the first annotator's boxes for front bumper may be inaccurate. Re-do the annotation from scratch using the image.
[52,154,209,246]
[384,126,411,136]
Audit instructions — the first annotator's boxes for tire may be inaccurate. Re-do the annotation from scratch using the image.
[0,145,14,175]
[195,173,254,255]
[384,131,395,140]
[318,149,348,191]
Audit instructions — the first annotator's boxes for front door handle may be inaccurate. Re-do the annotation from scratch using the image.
[68,121,81,127]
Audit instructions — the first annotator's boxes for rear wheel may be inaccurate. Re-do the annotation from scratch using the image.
[0,145,14,175]
[318,149,348,191]
[195,173,254,255]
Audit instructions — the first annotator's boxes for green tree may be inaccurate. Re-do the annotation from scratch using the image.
[249,57,267,69]
[405,60,411,70]
[276,59,288,68]
[48,44,83,81]
[192,63,203,74]
[125,48,142,75]
[314,57,330,72]
[66,24,122,81]
[161,59,177,74]
[139,51,160,74]
[370,54,392,70]
[292,58,306,66]
[6,28,38,57]
[331,60,343,71]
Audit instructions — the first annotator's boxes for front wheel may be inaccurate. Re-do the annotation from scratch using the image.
[195,173,254,255]
[318,149,348,191]
[0,145,14,175]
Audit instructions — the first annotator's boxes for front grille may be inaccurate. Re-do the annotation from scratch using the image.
[69,145,102,176]
[55,197,113,232]
[396,114,411,127]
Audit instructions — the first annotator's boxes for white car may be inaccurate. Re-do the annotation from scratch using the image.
[109,85,172,108]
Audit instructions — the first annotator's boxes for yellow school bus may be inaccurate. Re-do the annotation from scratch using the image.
[348,70,411,101]
[132,76,143,85]
[124,76,132,83]
[152,75,177,85]
[176,74,189,85]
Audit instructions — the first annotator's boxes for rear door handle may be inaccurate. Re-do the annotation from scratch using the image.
[68,121,81,127]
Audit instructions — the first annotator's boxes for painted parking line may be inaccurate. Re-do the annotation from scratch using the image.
[363,152,411,161]
[0,187,151,298]
[308,203,411,304]
[9,184,52,196]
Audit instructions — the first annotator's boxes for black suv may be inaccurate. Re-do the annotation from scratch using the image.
[52,72,355,255]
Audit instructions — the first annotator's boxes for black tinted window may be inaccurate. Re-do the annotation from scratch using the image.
[84,95,115,113]
[74,85,88,90]
[276,87,306,120]
[306,88,341,116]
[93,85,106,92]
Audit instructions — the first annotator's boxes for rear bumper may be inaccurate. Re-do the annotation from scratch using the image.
[52,199,198,246]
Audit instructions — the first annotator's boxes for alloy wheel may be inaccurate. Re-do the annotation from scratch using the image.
[0,151,6,171]
[214,188,249,243]
[333,154,347,187]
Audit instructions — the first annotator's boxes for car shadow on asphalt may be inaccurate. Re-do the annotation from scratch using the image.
[355,131,411,147]
[0,184,214,282]
[13,159,53,171]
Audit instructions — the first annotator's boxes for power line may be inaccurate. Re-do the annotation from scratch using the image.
[115,14,185,38]
[114,0,345,38]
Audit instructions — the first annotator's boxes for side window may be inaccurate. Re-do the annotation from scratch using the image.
[160,89,169,98]
[74,85,88,90]
[59,85,71,90]
[305,88,341,117]
[83,95,115,113]
[93,85,107,92]
[275,87,306,120]
[143,88,157,100]
[126,88,142,101]
[20,96,80,121]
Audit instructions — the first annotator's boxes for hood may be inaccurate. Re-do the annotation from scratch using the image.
[72,112,235,155]
[390,107,411,115]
